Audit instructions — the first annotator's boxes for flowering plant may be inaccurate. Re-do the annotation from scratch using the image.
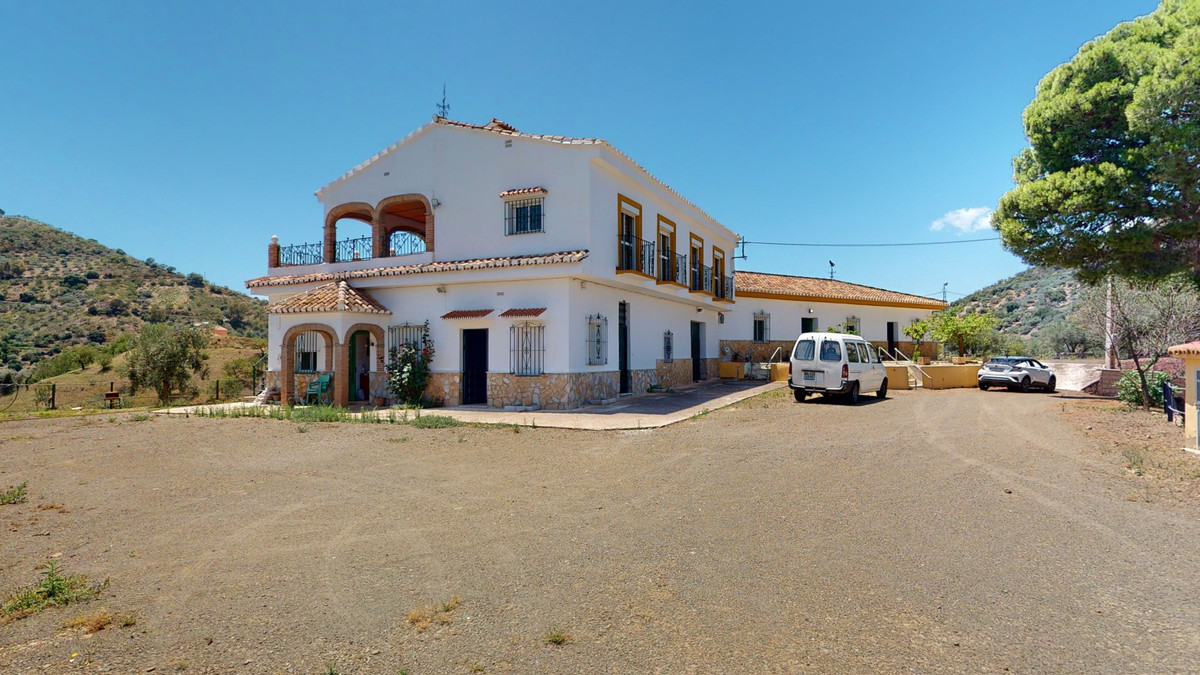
[386,321,435,405]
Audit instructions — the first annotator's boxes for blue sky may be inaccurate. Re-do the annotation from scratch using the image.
[1,1,1162,302]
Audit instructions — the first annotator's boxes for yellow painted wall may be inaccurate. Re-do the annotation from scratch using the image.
[884,365,912,390]
[917,364,981,389]
[769,363,789,382]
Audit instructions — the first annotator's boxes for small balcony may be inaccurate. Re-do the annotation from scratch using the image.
[714,274,735,301]
[658,251,687,286]
[617,234,655,277]
[690,263,713,294]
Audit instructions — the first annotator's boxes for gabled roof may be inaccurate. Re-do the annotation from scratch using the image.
[246,250,589,289]
[734,271,947,309]
[268,281,390,315]
[314,117,734,238]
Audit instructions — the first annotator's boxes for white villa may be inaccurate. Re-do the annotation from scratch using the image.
[246,116,945,409]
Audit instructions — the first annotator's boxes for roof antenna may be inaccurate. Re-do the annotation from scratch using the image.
[732,239,748,260]
[829,260,835,280]
[435,84,451,118]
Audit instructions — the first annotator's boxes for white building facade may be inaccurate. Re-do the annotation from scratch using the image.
[720,271,947,363]
[247,118,738,409]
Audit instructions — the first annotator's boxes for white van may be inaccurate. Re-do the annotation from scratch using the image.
[788,332,888,404]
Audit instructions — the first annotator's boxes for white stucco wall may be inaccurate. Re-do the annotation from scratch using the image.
[722,297,941,345]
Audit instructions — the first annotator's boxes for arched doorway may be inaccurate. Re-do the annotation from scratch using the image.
[280,323,338,404]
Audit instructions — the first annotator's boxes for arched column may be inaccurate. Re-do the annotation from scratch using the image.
[375,194,435,257]
[324,202,374,264]
[280,323,338,405]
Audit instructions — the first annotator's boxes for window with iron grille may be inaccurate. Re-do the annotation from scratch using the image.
[752,311,770,343]
[510,322,545,376]
[388,323,426,356]
[845,316,861,335]
[505,197,544,235]
[663,330,673,363]
[586,314,607,365]
[295,331,319,373]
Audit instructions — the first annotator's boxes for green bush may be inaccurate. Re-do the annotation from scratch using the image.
[1116,369,1174,408]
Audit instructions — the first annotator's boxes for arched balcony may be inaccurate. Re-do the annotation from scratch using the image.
[270,195,435,268]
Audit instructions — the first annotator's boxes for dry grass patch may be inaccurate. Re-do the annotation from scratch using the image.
[62,609,133,633]
[405,594,462,631]
[1,561,107,623]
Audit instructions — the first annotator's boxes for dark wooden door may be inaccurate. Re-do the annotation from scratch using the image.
[618,302,630,394]
[462,329,488,405]
[886,322,897,358]
[691,321,703,381]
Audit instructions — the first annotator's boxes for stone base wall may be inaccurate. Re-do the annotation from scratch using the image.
[426,372,461,407]
[486,371,622,410]
[655,359,692,389]
[264,370,282,395]
[721,340,794,363]
[701,358,718,380]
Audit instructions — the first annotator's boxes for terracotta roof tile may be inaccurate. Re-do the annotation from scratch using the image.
[269,281,391,315]
[441,309,494,320]
[498,307,547,318]
[499,186,548,198]
[246,250,589,289]
[1168,341,1200,356]
[734,271,947,309]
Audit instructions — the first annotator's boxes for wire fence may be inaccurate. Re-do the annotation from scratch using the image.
[0,379,255,414]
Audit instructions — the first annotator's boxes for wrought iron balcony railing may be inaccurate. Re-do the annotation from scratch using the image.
[617,234,655,276]
[690,263,713,293]
[389,231,427,257]
[714,274,735,300]
[279,241,323,267]
[658,251,688,285]
[335,235,373,263]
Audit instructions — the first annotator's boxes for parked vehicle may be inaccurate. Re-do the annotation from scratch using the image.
[788,332,887,404]
[977,357,1056,393]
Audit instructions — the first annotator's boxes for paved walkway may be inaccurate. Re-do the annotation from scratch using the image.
[159,379,787,430]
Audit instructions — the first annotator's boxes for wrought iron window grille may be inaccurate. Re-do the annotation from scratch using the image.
[505,197,544,235]
[663,330,673,363]
[587,314,608,366]
[510,322,545,376]
[753,311,770,343]
[295,331,319,373]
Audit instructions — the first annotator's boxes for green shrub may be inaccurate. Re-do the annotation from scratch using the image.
[1116,369,1174,408]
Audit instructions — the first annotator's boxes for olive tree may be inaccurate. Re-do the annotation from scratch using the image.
[124,324,210,404]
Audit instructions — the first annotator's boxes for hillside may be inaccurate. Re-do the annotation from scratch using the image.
[949,266,1087,339]
[0,216,266,375]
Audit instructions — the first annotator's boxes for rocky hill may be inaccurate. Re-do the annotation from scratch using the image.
[0,216,266,375]
[949,266,1088,339]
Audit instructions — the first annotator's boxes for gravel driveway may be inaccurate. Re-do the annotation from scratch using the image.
[2,388,1198,673]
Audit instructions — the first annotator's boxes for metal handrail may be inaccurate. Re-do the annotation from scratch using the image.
[768,346,784,363]
[882,348,930,381]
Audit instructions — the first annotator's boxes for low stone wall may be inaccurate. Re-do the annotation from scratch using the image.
[1082,369,1121,397]
[721,340,793,363]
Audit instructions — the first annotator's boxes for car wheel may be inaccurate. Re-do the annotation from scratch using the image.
[1019,377,1031,393]
[1046,375,1056,393]
[793,388,807,403]
[978,382,989,391]
[846,382,860,405]
[876,378,888,399]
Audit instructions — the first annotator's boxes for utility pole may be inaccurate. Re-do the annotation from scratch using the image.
[942,282,948,303]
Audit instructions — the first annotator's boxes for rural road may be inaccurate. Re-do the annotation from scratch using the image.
[2,387,1198,673]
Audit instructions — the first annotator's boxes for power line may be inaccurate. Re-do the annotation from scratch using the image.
[741,236,1000,248]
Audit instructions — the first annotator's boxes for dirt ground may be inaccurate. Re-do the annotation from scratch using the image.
[2,388,1199,674]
